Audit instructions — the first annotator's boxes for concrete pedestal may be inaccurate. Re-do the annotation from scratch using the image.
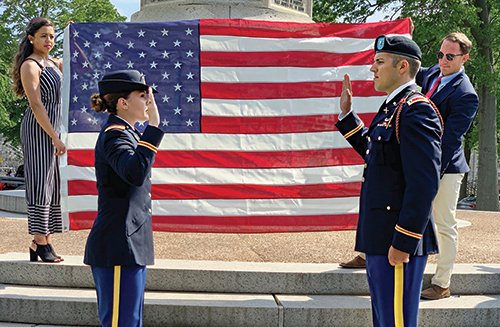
[132,0,313,22]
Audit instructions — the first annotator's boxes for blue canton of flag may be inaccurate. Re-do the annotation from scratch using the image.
[68,21,201,133]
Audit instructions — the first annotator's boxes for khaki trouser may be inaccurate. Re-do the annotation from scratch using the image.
[431,173,464,288]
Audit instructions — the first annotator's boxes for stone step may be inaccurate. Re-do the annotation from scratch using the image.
[0,190,26,214]
[1,284,499,327]
[1,253,500,295]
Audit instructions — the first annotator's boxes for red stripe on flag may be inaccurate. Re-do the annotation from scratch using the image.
[151,182,361,200]
[69,148,364,169]
[68,180,362,199]
[69,211,96,230]
[154,148,364,168]
[201,50,374,67]
[68,150,94,167]
[152,214,359,233]
[200,18,411,39]
[201,81,383,99]
[201,113,377,134]
[69,212,358,232]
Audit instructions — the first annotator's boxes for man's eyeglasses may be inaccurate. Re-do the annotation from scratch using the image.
[436,51,464,61]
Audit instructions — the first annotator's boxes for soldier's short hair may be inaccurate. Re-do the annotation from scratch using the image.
[390,54,421,79]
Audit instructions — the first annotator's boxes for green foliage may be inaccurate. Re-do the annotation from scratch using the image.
[0,0,126,145]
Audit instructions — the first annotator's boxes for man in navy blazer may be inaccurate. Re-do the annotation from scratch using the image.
[417,32,479,300]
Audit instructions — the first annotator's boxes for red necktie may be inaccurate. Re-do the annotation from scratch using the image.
[426,76,442,98]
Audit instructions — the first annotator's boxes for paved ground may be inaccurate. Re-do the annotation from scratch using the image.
[1,210,499,264]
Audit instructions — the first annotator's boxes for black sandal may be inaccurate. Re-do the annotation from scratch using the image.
[47,243,64,261]
[29,240,61,263]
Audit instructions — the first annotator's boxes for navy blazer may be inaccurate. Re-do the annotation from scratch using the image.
[336,85,441,256]
[84,114,164,267]
[416,65,478,176]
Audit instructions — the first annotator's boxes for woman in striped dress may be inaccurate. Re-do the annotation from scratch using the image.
[12,17,66,262]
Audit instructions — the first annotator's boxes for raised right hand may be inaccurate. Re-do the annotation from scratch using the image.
[340,74,353,115]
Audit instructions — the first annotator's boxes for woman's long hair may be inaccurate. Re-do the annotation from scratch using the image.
[11,17,54,97]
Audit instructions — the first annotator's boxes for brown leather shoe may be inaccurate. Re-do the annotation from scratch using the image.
[421,284,451,300]
[339,255,366,268]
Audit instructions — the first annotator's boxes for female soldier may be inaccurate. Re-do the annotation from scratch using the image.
[84,70,164,327]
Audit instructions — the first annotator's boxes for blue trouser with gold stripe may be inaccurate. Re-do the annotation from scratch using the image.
[366,254,427,327]
[91,265,147,327]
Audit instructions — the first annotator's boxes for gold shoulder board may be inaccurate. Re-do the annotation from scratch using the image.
[105,125,126,132]
[407,96,430,106]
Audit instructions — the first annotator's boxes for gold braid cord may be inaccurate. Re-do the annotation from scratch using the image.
[395,91,444,144]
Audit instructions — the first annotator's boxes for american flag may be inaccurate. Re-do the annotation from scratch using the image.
[61,18,411,233]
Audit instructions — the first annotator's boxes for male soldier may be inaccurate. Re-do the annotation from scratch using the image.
[418,32,478,300]
[336,35,442,326]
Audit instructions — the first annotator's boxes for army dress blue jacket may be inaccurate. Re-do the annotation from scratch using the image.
[84,114,164,267]
[416,65,478,176]
[335,84,441,256]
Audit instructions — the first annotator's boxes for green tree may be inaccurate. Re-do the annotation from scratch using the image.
[0,0,126,146]
[313,0,500,211]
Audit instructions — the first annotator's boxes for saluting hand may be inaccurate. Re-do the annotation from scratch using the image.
[340,74,353,115]
[146,87,160,127]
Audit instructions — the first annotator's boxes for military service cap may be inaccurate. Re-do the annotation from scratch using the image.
[375,35,422,61]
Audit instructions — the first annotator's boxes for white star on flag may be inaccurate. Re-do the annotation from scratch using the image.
[186,95,194,103]
[173,40,181,47]
[115,31,123,38]
[174,83,182,91]
[82,83,88,90]
[73,96,78,102]
[128,41,134,49]
[139,52,146,58]
[80,106,88,113]
[162,72,170,79]
[161,29,169,36]
[104,41,111,47]
[162,95,170,103]
[71,119,77,125]
[186,119,194,127]
[174,61,182,69]
[94,32,101,38]
[138,30,145,37]
[162,51,170,58]
[127,61,134,68]
[149,40,157,47]
[186,72,194,79]
[186,50,194,57]
[174,107,182,114]
[185,28,193,35]
[161,119,169,126]
[115,51,122,57]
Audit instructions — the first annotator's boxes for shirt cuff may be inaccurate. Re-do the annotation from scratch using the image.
[338,110,353,121]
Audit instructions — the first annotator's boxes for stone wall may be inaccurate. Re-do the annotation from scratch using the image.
[132,0,313,23]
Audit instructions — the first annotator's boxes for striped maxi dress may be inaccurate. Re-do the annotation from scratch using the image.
[20,58,63,235]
